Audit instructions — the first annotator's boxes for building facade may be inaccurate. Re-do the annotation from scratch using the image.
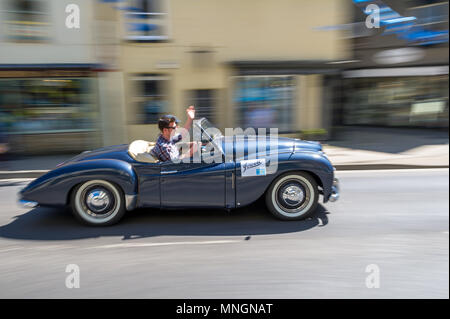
[1,0,353,154]
[0,0,109,154]
[334,0,449,130]
[96,0,352,144]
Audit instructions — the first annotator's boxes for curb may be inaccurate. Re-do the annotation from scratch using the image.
[0,165,448,180]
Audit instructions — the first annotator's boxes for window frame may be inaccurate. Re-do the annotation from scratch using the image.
[124,0,170,42]
[130,75,171,125]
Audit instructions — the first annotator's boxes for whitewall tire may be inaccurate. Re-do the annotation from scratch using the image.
[265,172,319,220]
[70,180,126,226]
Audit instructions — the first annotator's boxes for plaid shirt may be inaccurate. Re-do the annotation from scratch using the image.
[151,133,183,162]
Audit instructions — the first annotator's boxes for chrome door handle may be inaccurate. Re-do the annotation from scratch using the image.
[161,170,178,175]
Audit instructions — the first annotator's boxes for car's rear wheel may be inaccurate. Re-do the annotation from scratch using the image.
[70,180,126,226]
[265,172,319,220]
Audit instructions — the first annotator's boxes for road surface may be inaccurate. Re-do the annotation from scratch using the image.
[0,169,448,298]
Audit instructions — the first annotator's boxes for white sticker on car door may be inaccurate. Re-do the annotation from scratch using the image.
[240,159,266,177]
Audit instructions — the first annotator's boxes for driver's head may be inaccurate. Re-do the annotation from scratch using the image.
[158,114,179,138]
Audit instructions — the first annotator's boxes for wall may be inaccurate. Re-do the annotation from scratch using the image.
[0,0,97,64]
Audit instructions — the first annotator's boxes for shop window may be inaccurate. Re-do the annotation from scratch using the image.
[131,75,170,124]
[343,75,449,128]
[2,0,50,42]
[125,0,169,41]
[0,77,98,134]
[233,76,296,133]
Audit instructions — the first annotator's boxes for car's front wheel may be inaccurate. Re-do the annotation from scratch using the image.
[70,180,126,226]
[265,172,319,220]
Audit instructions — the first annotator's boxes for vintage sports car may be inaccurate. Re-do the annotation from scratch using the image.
[19,118,340,226]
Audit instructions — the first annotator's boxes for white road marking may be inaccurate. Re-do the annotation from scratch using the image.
[34,245,76,250]
[0,231,446,254]
[86,240,242,249]
[0,240,241,253]
[0,247,24,253]
[0,245,76,253]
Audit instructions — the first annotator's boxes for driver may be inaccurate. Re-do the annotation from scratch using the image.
[151,106,198,162]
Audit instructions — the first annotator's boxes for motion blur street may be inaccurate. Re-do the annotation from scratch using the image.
[0,0,448,300]
[0,169,448,298]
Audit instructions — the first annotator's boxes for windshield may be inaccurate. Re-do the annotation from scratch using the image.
[195,118,223,142]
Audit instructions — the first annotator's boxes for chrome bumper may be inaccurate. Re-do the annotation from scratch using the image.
[329,178,340,202]
[19,199,38,208]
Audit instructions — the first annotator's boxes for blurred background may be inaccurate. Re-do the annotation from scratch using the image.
[0,1,448,300]
[0,0,448,158]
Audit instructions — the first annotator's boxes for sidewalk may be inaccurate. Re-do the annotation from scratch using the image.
[323,126,449,170]
[323,143,449,170]
[0,154,75,179]
[0,127,448,179]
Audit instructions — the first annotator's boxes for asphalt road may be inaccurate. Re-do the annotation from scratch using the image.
[0,169,448,298]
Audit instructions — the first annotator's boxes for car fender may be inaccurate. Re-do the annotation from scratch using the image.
[285,152,335,202]
[19,159,138,210]
[235,151,334,207]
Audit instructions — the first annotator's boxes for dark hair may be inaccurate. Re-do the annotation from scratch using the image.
[158,114,179,131]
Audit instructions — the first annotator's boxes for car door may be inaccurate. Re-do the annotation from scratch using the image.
[133,162,161,208]
[160,152,226,208]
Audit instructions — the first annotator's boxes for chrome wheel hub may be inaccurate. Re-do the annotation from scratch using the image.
[282,185,304,205]
[86,189,110,213]
[275,179,310,214]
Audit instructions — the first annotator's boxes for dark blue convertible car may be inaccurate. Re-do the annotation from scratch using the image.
[19,118,339,226]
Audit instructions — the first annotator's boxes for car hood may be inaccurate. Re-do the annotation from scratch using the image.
[220,136,322,158]
[292,139,323,152]
[58,144,130,166]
